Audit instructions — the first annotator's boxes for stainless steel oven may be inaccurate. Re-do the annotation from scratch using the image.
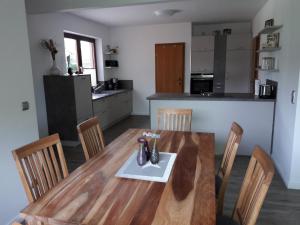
[190,73,214,94]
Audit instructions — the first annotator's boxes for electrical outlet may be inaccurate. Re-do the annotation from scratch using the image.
[22,101,29,111]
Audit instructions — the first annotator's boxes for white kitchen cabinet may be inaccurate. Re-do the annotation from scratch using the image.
[192,36,215,51]
[191,51,214,73]
[226,34,252,51]
[225,50,251,93]
[191,35,215,73]
[93,91,132,129]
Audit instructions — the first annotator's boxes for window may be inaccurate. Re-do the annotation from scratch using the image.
[64,33,98,86]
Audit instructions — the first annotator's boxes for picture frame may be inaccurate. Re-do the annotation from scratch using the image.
[265,18,274,28]
[266,33,280,48]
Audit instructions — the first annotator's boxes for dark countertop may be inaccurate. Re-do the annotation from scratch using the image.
[92,89,131,101]
[147,93,276,102]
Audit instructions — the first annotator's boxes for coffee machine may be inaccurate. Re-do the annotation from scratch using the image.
[108,78,119,90]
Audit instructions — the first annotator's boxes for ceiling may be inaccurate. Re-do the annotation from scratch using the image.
[69,0,268,27]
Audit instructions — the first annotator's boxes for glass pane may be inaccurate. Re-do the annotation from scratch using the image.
[64,38,78,71]
[84,69,97,86]
[80,40,95,68]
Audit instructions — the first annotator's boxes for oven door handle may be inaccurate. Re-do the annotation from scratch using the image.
[191,78,213,81]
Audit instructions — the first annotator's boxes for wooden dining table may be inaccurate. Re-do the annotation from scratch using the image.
[21,129,216,225]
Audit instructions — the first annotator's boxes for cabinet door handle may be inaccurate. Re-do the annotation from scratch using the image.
[291,90,296,104]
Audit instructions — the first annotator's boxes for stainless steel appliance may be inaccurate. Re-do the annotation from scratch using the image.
[190,73,214,94]
[108,78,119,90]
[259,84,275,98]
[105,60,119,68]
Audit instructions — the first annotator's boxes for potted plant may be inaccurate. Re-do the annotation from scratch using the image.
[41,39,63,75]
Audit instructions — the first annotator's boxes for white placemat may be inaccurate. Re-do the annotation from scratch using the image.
[115,151,177,183]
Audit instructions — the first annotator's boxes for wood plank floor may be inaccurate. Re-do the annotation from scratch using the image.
[64,115,300,225]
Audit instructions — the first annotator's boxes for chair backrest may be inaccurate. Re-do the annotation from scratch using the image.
[232,146,274,225]
[12,134,68,203]
[217,122,243,214]
[157,108,192,131]
[77,117,105,160]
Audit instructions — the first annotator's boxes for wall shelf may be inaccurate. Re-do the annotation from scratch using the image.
[256,68,279,72]
[257,47,281,53]
[105,67,118,69]
[104,52,118,56]
[258,25,283,35]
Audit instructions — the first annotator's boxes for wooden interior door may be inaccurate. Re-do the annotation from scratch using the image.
[155,43,185,93]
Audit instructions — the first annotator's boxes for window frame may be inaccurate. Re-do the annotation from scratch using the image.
[64,32,99,86]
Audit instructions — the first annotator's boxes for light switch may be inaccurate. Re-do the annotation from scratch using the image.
[22,101,29,111]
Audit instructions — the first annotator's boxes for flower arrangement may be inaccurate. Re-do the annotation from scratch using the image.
[41,39,58,61]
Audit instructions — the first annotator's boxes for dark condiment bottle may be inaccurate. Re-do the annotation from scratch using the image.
[137,137,149,166]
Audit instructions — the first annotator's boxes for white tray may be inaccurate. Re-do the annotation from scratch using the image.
[116,151,177,183]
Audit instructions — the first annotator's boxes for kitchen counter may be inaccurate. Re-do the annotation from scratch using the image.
[148,92,275,155]
[92,89,131,101]
[147,93,276,102]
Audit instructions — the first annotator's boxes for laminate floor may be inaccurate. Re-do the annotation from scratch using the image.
[63,115,300,225]
[63,115,150,171]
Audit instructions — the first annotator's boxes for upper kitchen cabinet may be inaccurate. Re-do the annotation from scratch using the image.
[192,36,215,51]
[191,36,215,73]
[191,51,214,73]
[227,34,252,51]
[225,50,251,93]
[225,34,252,93]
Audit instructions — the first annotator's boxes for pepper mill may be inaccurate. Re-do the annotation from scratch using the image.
[137,137,148,166]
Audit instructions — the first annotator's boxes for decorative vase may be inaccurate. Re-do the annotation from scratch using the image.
[150,139,159,164]
[49,60,63,75]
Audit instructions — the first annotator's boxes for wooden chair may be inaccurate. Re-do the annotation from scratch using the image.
[77,117,105,161]
[217,146,275,225]
[157,108,192,131]
[12,134,69,203]
[216,122,243,215]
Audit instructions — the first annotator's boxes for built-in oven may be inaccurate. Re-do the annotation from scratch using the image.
[190,73,214,94]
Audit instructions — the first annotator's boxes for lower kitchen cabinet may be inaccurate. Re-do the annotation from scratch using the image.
[93,91,132,129]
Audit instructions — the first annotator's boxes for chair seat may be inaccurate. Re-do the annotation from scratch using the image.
[217,214,239,225]
[215,174,222,198]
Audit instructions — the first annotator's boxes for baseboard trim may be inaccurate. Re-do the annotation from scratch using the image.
[131,113,149,116]
[272,155,289,188]
[61,140,80,147]
[287,181,300,189]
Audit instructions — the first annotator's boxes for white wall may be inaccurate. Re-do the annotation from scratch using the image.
[290,69,300,189]
[0,0,39,224]
[110,22,192,115]
[27,13,110,137]
[253,0,300,189]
